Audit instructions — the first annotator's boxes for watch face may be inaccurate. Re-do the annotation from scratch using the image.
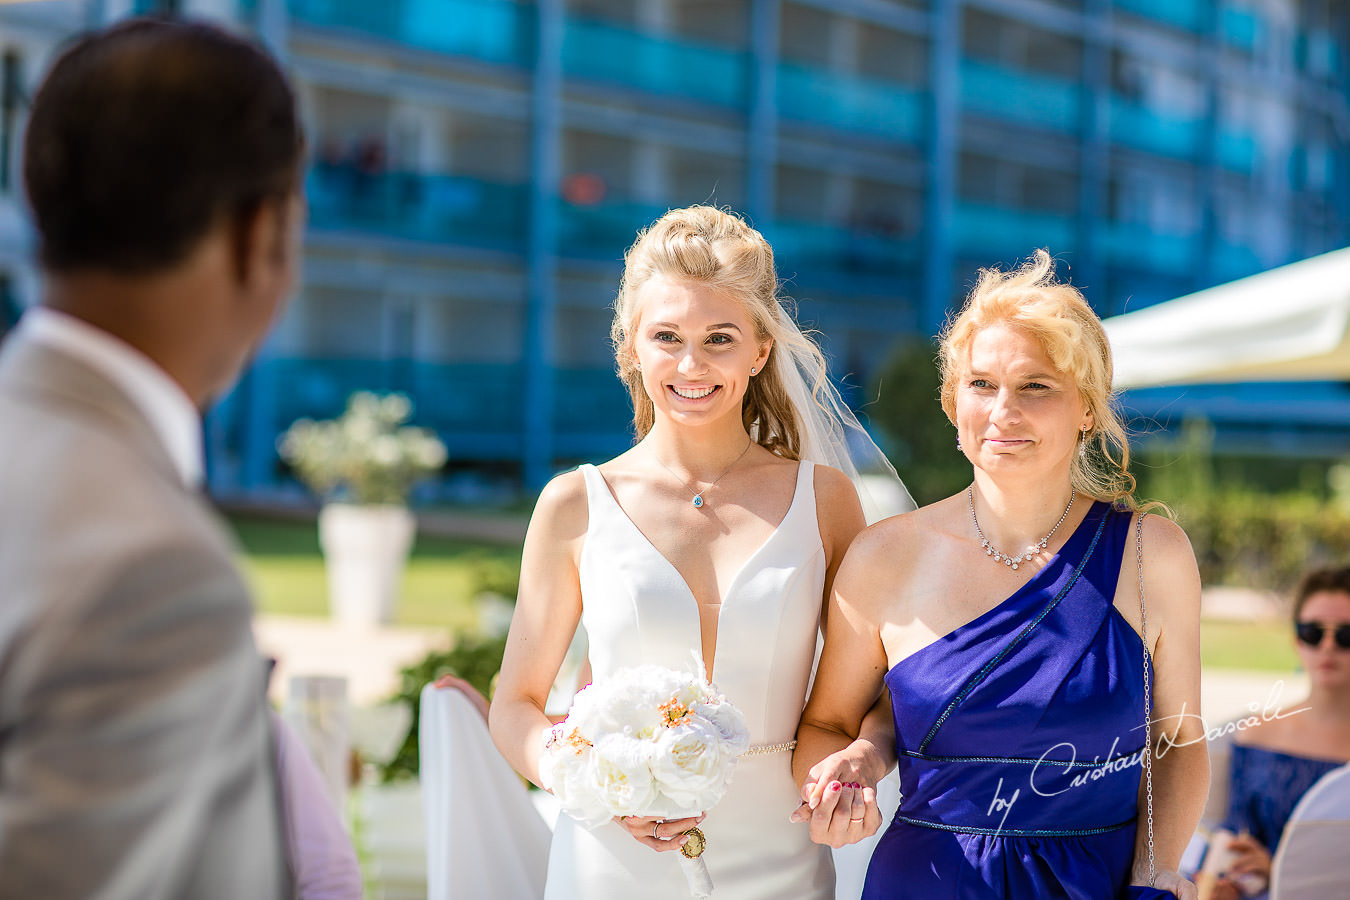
[680,826,707,859]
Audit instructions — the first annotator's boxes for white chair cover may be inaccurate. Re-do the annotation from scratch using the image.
[420,683,551,900]
[1270,762,1350,900]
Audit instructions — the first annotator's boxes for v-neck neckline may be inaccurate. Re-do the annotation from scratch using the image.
[589,461,808,680]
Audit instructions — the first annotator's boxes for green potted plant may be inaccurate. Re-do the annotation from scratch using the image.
[279,391,446,626]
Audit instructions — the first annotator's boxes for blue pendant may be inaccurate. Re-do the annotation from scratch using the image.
[692,495,704,508]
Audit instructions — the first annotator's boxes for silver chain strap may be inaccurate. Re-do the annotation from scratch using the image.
[1135,514,1157,888]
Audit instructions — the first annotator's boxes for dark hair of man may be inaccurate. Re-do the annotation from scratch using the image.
[1292,565,1350,622]
[22,17,304,275]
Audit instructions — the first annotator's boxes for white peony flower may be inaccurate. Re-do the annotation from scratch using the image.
[587,733,659,818]
[649,717,730,813]
[540,724,610,827]
[694,698,751,758]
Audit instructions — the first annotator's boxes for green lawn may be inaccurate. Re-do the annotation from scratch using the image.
[230,513,1306,673]
[229,514,520,633]
[1200,618,1300,672]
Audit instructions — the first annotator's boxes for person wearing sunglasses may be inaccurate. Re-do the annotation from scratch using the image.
[1210,565,1350,900]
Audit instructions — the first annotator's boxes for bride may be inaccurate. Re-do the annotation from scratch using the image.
[489,205,909,899]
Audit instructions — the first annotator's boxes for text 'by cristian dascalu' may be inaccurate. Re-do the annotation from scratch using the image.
[985,680,1309,837]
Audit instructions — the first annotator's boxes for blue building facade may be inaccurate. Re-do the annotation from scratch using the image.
[1,0,1347,497]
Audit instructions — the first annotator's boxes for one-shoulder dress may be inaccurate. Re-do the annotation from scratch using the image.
[864,501,1154,899]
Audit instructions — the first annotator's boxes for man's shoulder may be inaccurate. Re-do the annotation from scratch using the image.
[0,397,241,624]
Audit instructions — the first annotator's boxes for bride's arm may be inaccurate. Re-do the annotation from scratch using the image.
[792,519,904,845]
[488,471,588,788]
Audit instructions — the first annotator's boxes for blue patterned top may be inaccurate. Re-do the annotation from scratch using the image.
[1224,743,1343,850]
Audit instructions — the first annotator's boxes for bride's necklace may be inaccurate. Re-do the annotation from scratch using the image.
[968,486,1075,571]
[653,438,753,509]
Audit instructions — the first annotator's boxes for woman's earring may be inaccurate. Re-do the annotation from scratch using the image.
[1079,426,1089,459]
[956,436,963,452]
[750,367,757,375]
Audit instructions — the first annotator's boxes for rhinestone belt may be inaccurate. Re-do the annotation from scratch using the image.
[740,740,797,757]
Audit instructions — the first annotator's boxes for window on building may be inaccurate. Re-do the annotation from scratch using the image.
[776,164,830,222]
[133,0,182,15]
[670,0,749,48]
[301,288,386,359]
[570,0,638,26]
[779,3,833,67]
[561,130,636,201]
[850,178,920,238]
[959,152,1076,215]
[671,150,745,209]
[962,9,1082,80]
[859,25,927,86]
[448,114,529,183]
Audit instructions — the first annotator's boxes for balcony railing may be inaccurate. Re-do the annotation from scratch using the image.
[306,166,529,247]
[562,18,749,108]
[955,204,1076,254]
[1108,99,1203,158]
[1221,7,1261,52]
[1100,223,1200,276]
[766,220,918,277]
[777,64,924,143]
[1217,130,1258,173]
[1114,0,1205,33]
[961,61,1082,132]
[280,0,534,67]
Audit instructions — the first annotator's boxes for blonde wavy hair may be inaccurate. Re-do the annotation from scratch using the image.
[938,249,1146,509]
[611,205,827,459]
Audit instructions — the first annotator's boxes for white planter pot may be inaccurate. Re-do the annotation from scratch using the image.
[318,503,416,627]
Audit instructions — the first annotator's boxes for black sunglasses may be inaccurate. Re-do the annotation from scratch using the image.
[1295,621,1350,650]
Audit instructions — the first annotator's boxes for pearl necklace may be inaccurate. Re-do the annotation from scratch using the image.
[968,486,1075,571]
[653,438,753,509]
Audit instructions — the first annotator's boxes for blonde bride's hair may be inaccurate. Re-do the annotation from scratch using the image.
[611,205,827,459]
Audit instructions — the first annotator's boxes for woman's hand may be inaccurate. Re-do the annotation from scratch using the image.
[433,674,489,722]
[1223,832,1271,882]
[789,778,880,848]
[790,741,885,847]
[1130,866,1197,900]
[613,813,705,853]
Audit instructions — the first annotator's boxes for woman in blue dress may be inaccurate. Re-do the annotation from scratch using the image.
[1209,565,1350,900]
[794,250,1209,899]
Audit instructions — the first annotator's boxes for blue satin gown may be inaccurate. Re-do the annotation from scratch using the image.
[864,502,1154,899]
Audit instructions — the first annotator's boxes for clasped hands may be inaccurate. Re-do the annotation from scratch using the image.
[789,744,884,848]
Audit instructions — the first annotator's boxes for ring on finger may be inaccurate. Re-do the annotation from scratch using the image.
[652,819,663,839]
[849,816,866,823]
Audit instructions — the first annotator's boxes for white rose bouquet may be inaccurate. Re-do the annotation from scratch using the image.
[540,663,750,898]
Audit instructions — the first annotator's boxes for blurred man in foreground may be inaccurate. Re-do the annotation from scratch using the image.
[0,18,304,898]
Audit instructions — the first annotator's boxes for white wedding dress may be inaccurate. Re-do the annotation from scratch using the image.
[544,461,834,900]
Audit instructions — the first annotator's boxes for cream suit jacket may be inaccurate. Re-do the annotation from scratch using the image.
[0,330,290,899]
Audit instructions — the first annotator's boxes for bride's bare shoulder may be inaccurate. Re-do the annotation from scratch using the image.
[527,467,590,544]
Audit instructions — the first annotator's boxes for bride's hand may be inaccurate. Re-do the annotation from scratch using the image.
[614,813,705,852]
